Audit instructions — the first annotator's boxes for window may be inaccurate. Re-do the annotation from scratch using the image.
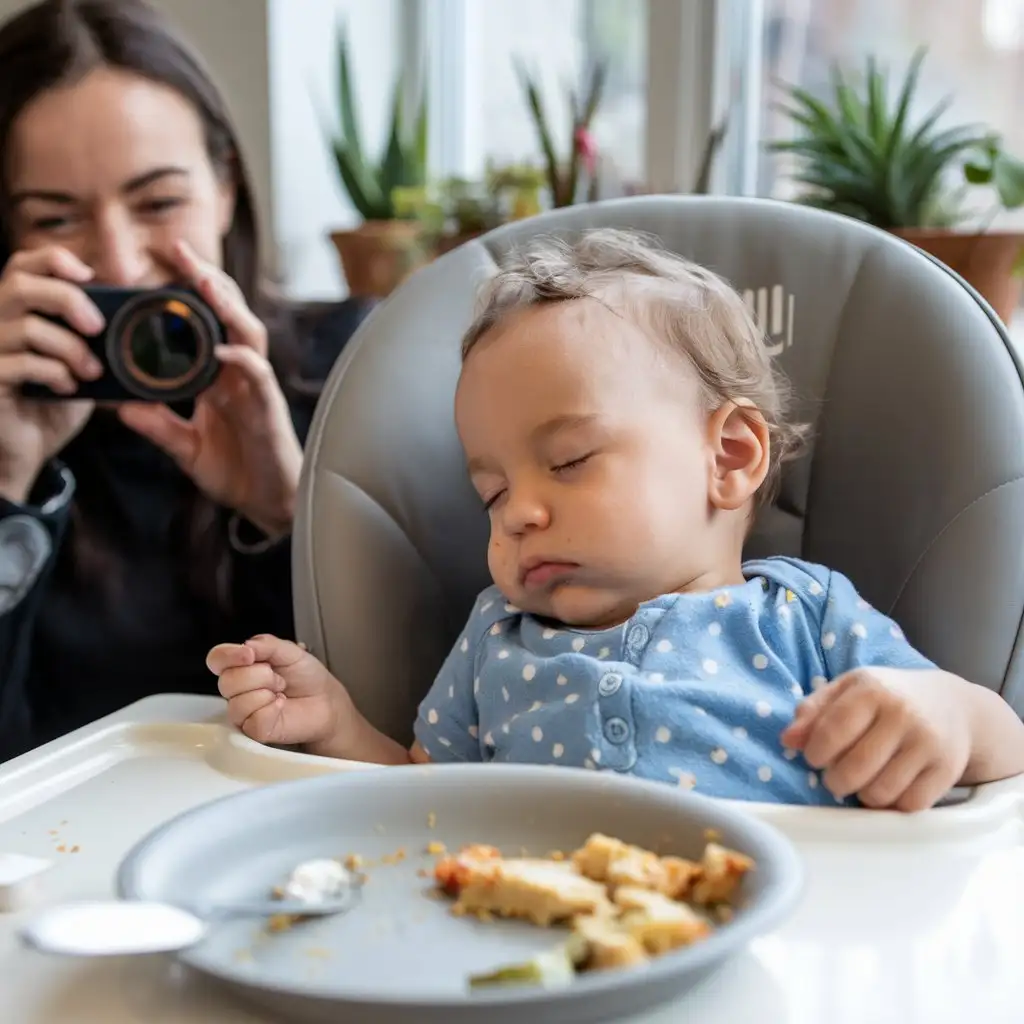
[421,0,648,191]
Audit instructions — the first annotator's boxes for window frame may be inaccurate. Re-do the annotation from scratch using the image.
[408,0,738,194]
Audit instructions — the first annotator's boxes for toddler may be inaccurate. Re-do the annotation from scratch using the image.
[208,229,1024,811]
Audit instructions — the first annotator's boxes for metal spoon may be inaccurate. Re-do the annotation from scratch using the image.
[19,886,361,957]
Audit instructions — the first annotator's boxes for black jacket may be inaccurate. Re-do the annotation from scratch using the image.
[0,299,372,762]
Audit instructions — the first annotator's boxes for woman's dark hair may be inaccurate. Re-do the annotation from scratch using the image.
[0,0,297,611]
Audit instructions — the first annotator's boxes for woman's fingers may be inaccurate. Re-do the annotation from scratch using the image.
[212,343,280,410]
[0,248,104,394]
[117,402,197,466]
[0,270,104,337]
[0,314,103,379]
[170,240,268,356]
[5,245,94,284]
[0,351,77,393]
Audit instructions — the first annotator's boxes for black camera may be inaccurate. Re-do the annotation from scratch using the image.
[24,285,223,402]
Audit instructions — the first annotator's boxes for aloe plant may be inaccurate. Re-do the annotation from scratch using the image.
[769,48,1024,229]
[514,59,607,207]
[328,24,428,221]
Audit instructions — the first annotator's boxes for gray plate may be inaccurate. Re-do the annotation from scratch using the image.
[116,764,803,1024]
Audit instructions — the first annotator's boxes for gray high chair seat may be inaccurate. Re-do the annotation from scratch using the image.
[293,196,1024,746]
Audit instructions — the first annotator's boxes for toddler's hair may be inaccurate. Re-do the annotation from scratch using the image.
[461,228,808,507]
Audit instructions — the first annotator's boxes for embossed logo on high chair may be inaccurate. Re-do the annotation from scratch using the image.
[742,286,795,356]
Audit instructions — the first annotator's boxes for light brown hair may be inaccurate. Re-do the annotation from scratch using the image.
[462,228,808,505]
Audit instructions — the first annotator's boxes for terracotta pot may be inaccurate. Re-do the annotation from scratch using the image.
[329,220,427,299]
[433,230,486,257]
[892,228,1024,324]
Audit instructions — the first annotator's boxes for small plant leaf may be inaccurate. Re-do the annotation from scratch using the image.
[336,23,365,166]
[333,143,386,220]
[864,55,888,146]
[885,47,927,161]
[964,160,993,185]
[514,59,563,205]
[377,80,407,215]
[993,152,1024,209]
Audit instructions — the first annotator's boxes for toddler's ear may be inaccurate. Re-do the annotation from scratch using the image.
[706,402,770,512]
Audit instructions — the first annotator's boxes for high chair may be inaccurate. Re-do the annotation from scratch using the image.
[293,195,1024,747]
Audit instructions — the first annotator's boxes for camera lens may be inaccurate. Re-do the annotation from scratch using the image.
[126,299,201,382]
[108,290,220,400]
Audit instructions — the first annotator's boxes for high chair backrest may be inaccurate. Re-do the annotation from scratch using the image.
[293,196,1024,744]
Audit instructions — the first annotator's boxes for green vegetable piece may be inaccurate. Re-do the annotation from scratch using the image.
[468,944,578,991]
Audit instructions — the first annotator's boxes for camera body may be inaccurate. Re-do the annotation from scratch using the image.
[24,285,223,402]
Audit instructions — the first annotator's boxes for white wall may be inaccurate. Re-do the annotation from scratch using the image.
[153,0,275,281]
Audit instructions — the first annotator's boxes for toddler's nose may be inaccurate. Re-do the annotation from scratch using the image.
[500,487,551,535]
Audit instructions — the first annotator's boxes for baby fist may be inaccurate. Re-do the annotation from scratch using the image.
[206,634,342,747]
[781,667,970,812]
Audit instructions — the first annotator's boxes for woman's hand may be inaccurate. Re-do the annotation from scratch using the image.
[118,241,302,539]
[0,246,105,503]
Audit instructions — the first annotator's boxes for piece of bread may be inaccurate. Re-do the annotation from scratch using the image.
[691,843,754,906]
[572,913,648,970]
[435,847,611,926]
[572,833,701,899]
[613,886,712,954]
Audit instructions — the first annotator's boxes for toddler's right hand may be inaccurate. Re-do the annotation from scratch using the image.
[206,635,344,747]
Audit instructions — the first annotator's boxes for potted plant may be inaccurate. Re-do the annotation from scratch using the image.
[428,177,506,255]
[487,163,547,220]
[324,25,429,298]
[515,59,608,208]
[769,49,1024,322]
[393,165,549,258]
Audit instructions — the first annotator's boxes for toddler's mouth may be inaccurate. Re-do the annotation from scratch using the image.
[519,559,579,589]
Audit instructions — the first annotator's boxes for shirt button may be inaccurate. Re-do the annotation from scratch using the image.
[598,672,622,697]
[627,624,650,650]
[604,717,630,744]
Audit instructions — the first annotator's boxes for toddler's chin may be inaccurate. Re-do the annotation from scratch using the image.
[539,587,634,631]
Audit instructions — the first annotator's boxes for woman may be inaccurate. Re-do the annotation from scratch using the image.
[0,0,364,760]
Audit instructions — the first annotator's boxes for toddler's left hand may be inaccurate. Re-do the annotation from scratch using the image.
[781,668,971,811]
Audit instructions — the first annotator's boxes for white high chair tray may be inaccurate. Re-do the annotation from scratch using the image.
[0,693,1020,1024]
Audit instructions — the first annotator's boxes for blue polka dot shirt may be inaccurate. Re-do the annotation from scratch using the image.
[413,557,934,805]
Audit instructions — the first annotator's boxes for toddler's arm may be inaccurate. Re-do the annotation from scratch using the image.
[868,667,1024,787]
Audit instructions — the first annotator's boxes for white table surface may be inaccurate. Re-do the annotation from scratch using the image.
[0,693,1021,1024]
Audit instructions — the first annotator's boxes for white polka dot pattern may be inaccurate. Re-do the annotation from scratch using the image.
[412,562,926,807]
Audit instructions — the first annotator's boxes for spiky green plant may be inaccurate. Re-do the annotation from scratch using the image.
[328,24,428,221]
[769,48,1024,229]
[514,59,607,207]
